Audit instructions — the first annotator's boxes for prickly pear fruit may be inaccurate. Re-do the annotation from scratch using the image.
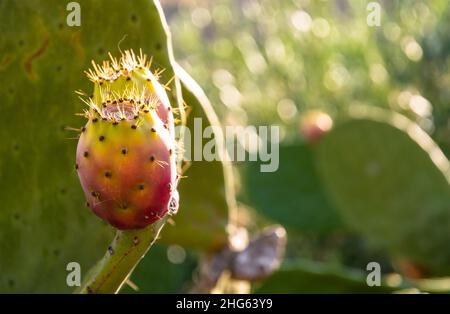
[299,110,333,144]
[75,50,178,230]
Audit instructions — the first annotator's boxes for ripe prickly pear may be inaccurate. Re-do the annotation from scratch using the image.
[299,110,333,144]
[75,50,178,230]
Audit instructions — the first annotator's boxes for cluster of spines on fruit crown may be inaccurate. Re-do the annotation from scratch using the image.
[76,49,178,125]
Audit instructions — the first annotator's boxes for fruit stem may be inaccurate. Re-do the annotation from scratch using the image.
[76,217,167,294]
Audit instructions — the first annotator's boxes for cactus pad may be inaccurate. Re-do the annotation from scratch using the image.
[315,107,450,276]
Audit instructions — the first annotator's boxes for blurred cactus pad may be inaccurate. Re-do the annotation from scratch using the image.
[316,107,450,276]
[0,0,232,292]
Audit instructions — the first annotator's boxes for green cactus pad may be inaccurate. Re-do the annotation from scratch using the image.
[315,107,450,276]
[240,143,342,233]
[0,0,230,292]
[253,260,402,293]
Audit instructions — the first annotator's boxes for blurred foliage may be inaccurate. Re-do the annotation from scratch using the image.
[168,0,449,144]
[163,0,450,292]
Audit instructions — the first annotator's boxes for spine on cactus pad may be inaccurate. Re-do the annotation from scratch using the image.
[76,50,179,230]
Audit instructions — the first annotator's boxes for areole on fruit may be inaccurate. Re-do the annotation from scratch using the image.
[75,50,179,230]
